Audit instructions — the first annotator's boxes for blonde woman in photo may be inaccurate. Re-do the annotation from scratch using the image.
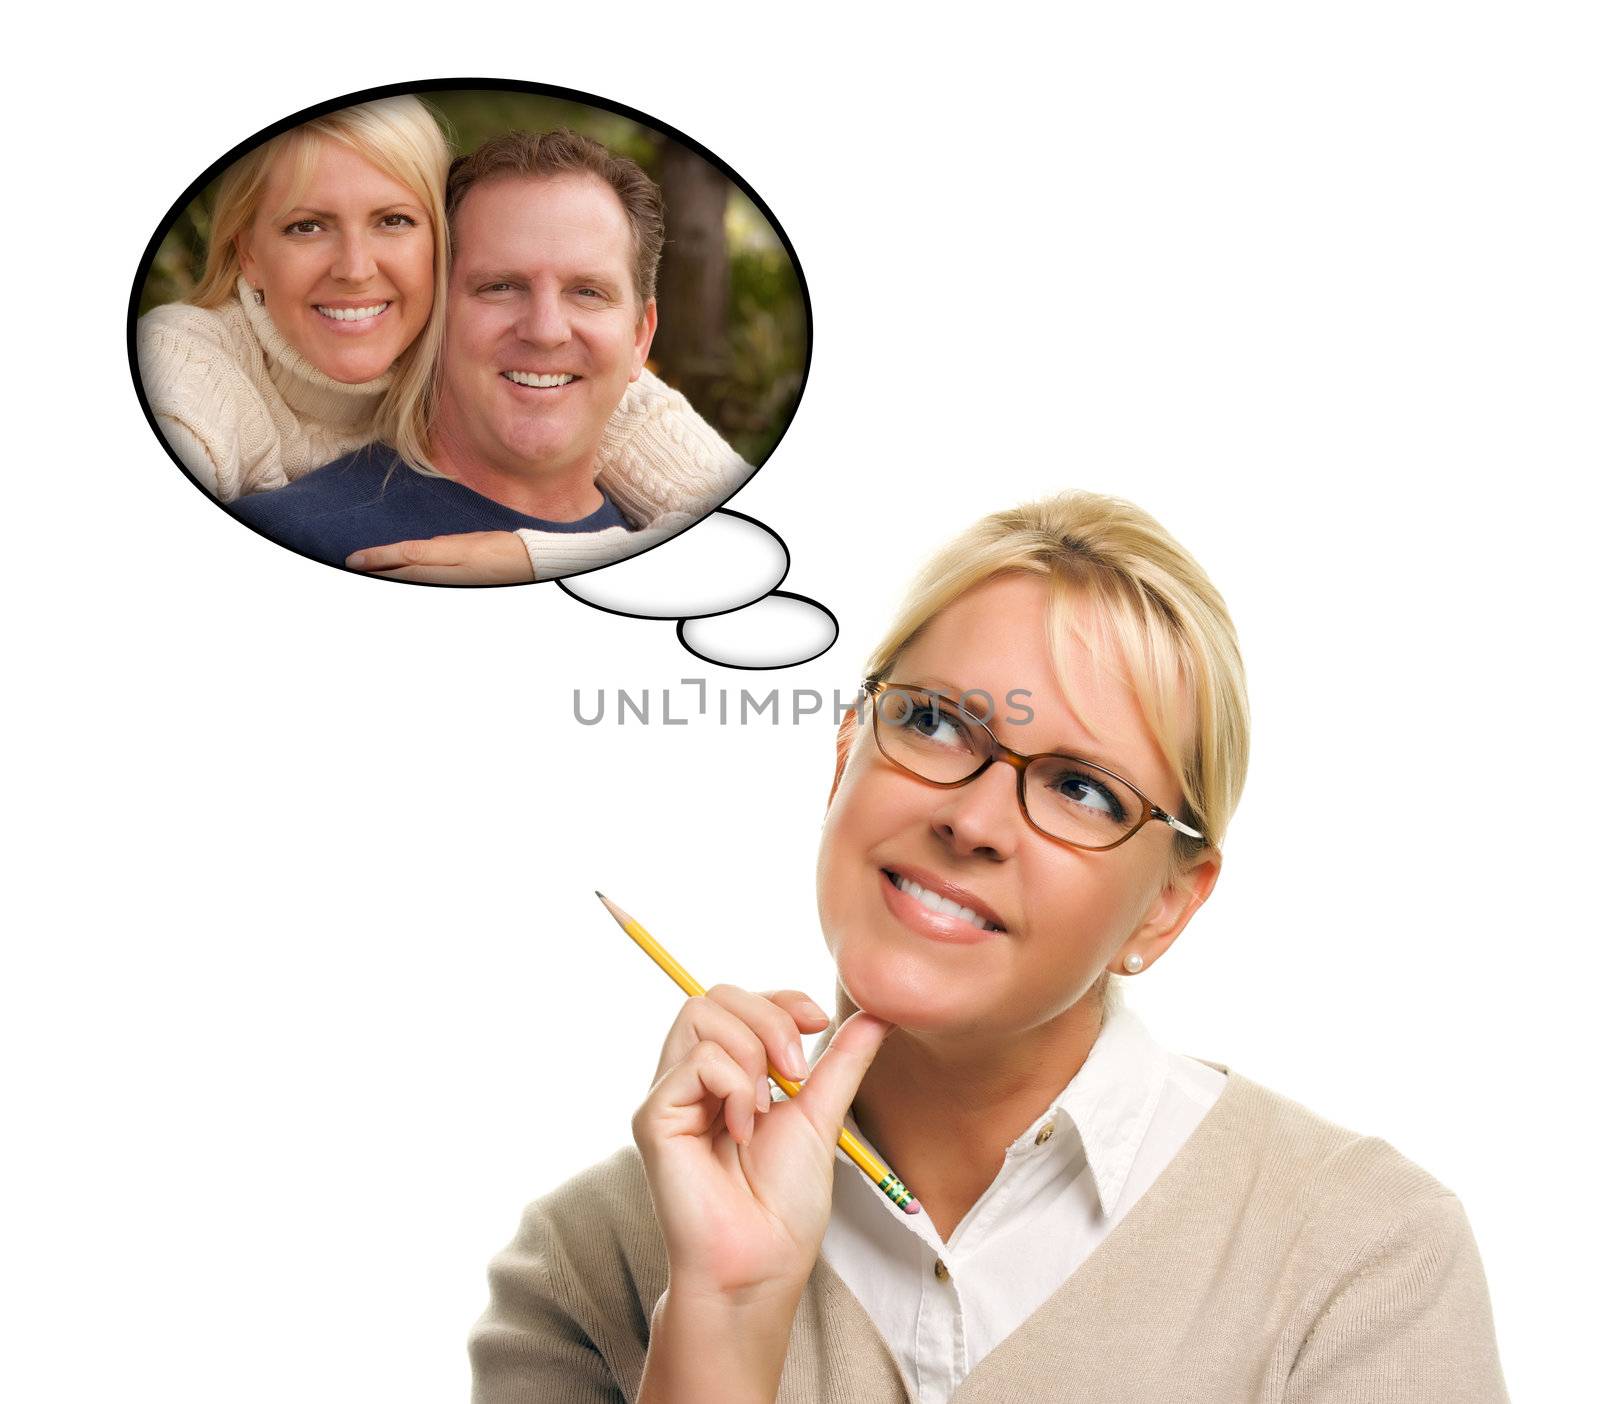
[470,492,1508,1402]
[136,97,749,583]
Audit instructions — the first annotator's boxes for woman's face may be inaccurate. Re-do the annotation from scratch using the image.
[236,136,434,385]
[817,573,1217,1038]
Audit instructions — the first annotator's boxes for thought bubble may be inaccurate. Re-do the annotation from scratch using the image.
[557,510,787,619]
[558,509,836,668]
[126,78,817,619]
[678,592,839,668]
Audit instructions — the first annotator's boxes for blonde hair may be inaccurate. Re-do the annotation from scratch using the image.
[190,96,451,469]
[860,492,1250,867]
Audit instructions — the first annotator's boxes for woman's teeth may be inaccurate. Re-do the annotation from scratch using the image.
[504,371,576,388]
[889,872,998,931]
[315,303,389,322]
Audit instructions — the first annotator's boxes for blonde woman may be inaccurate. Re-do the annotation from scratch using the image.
[470,493,1507,1402]
[136,97,748,583]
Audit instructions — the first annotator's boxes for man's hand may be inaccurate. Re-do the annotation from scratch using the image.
[345,532,535,585]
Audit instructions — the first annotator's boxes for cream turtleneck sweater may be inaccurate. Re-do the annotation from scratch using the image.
[135,280,753,578]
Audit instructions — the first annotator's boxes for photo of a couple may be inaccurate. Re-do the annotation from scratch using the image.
[133,88,806,585]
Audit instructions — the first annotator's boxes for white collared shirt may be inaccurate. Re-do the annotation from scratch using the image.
[815,1006,1225,1404]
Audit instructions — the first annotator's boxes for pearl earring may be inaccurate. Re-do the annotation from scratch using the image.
[1123,953,1144,974]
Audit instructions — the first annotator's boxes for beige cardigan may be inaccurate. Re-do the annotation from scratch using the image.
[136,283,751,578]
[469,1067,1508,1403]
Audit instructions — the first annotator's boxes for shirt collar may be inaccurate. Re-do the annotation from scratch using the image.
[1032,1002,1170,1218]
[823,1002,1171,1223]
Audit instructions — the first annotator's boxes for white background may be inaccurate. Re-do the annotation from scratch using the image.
[5,4,1596,1399]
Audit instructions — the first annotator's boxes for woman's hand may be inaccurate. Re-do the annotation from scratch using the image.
[344,531,535,584]
[633,986,893,1304]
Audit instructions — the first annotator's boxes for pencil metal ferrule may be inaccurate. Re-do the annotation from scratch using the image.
[879,1174,913,1207]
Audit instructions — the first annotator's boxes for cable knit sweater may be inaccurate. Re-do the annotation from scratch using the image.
[135,280,753,578]
[469,1067,1508,1403]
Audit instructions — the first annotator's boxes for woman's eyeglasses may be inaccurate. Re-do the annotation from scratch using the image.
[863,681,1206,852]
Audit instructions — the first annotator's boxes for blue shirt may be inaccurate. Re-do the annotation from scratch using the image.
[230,444,634,569]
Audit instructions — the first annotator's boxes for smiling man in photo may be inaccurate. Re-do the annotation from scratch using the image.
[231,130,726,580]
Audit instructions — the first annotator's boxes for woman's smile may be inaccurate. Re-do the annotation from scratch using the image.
[880,867,1007,941]
[312,299,393,328]
[502,370,580,389]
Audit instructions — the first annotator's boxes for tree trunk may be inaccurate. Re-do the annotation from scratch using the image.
[652,143,731,427]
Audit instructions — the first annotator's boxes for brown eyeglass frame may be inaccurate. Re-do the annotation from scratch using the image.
[863,680,1206,852]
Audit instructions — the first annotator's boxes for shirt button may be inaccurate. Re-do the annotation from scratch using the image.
[1035,1123,1056,1145]
[933,1258,949,1281]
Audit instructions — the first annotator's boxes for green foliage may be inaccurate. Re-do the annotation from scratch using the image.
[723,246,808,465]
[140,182,217,315]
[425,91,658,170]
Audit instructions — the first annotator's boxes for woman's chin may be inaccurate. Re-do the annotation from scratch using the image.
[288,322,409,386]
[311,346,399,385]
[834,944,990,1032]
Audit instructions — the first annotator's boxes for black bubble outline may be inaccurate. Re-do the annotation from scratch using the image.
[124,75,815,597]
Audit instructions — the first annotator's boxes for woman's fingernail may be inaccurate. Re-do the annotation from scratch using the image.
[757,1081,771,1113]
[784,1040,807,1078]
[802,999,828,1020]
[347,552,366,569]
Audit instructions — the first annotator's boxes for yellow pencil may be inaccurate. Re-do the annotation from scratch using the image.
[596,891,921,1216]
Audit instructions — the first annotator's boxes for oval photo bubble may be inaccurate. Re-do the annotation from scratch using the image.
[128,80,811,591]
